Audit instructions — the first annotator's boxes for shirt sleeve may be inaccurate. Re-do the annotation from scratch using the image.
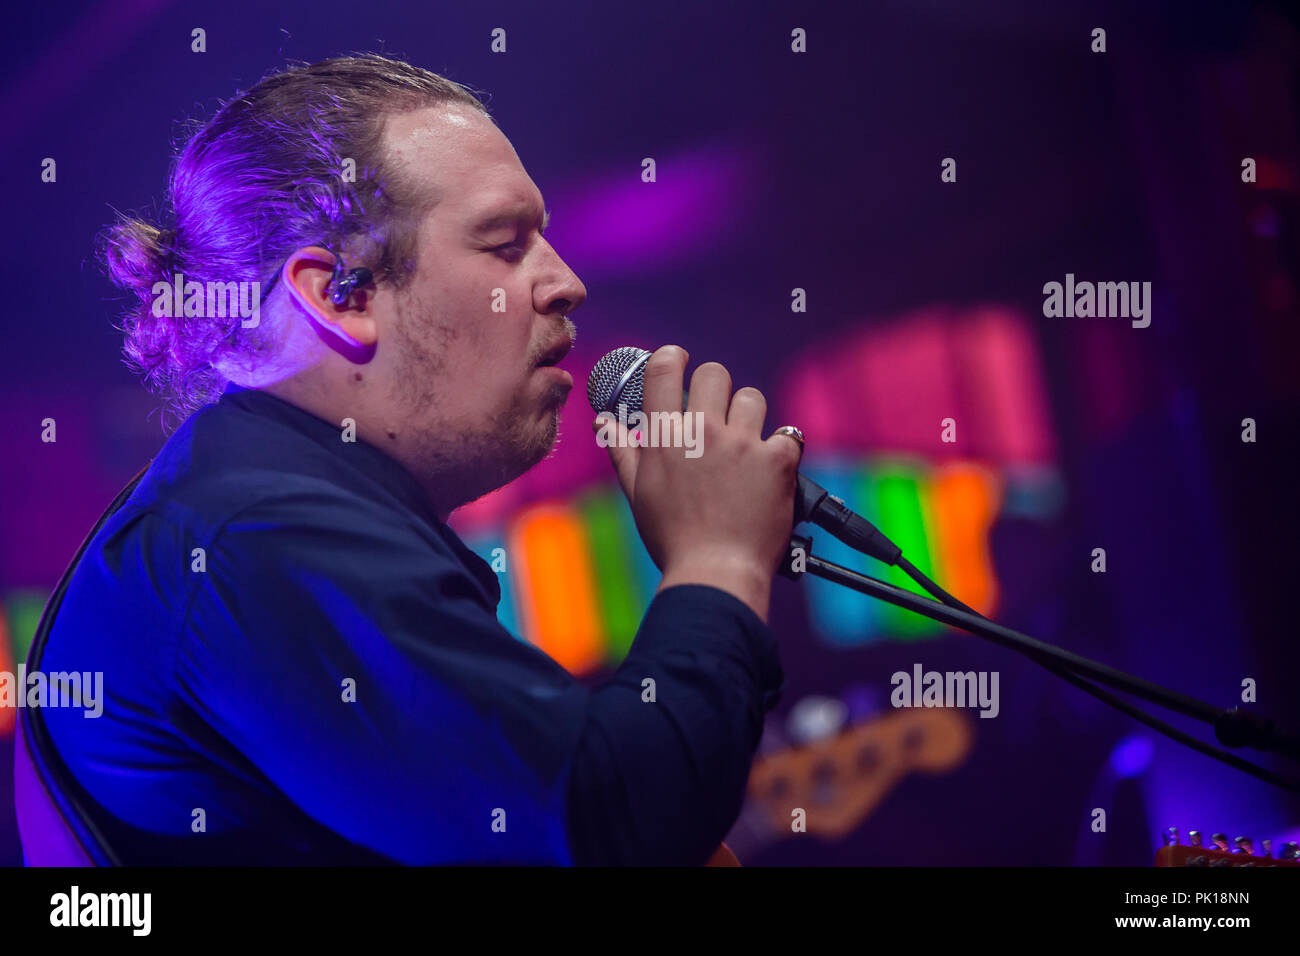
[565,584,784,865]
[177,480,783,865]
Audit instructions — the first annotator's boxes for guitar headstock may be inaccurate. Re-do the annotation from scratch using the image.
[745,707,972,840]
[1154,826,1300,867]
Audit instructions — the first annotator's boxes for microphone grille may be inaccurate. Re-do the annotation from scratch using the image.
[587,346,651,414]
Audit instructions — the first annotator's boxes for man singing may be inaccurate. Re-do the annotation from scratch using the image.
[36,55,801,865]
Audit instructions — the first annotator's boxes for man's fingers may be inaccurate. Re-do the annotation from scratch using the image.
[727,386,766,435]
[766,426,806,471]
[642,345,688,416]
[686,362,732,420]
[593,413,638,500]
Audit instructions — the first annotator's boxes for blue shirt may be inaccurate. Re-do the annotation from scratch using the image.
[39,387,784,864]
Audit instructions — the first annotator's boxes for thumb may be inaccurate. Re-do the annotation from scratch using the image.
[593,413,638,500]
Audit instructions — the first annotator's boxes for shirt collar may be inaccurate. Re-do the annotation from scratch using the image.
[216,384,503,608]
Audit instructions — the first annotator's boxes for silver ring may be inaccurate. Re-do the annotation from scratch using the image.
[773,425,805,448]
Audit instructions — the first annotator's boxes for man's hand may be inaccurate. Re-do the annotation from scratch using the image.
[592,345,802,623]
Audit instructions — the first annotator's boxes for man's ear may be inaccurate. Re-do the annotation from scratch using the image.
[281,246,379,352]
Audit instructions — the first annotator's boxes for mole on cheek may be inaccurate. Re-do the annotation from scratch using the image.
[354,372,363,382]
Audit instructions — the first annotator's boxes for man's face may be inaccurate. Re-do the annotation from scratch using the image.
[375,105,586,506]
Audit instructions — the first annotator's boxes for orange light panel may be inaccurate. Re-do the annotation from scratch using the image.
[508,504,605,675]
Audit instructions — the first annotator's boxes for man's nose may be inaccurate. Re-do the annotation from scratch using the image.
[537,243,587,317]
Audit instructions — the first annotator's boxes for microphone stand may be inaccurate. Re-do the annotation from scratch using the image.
[784,533,1300,792]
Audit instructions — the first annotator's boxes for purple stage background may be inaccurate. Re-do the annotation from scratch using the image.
[2,0,1299,866]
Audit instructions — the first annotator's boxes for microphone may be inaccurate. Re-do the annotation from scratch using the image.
[587,346,902,566]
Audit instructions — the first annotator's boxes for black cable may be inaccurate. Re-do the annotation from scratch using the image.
[890,554,1300,793]
[897,556,979,616]
[855,558,1217,722]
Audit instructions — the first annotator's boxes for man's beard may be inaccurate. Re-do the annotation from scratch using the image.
[470,394,564,497]
[389,293,567,509]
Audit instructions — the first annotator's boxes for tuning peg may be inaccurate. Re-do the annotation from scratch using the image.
[1261,839,1272,859]
[1212,833,1230,851]
[1234,836,1254,856]
[1164,827,1179,846]
[1189,830,1203,847]
[786,695,848,746]
[1279,842,1299,860]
